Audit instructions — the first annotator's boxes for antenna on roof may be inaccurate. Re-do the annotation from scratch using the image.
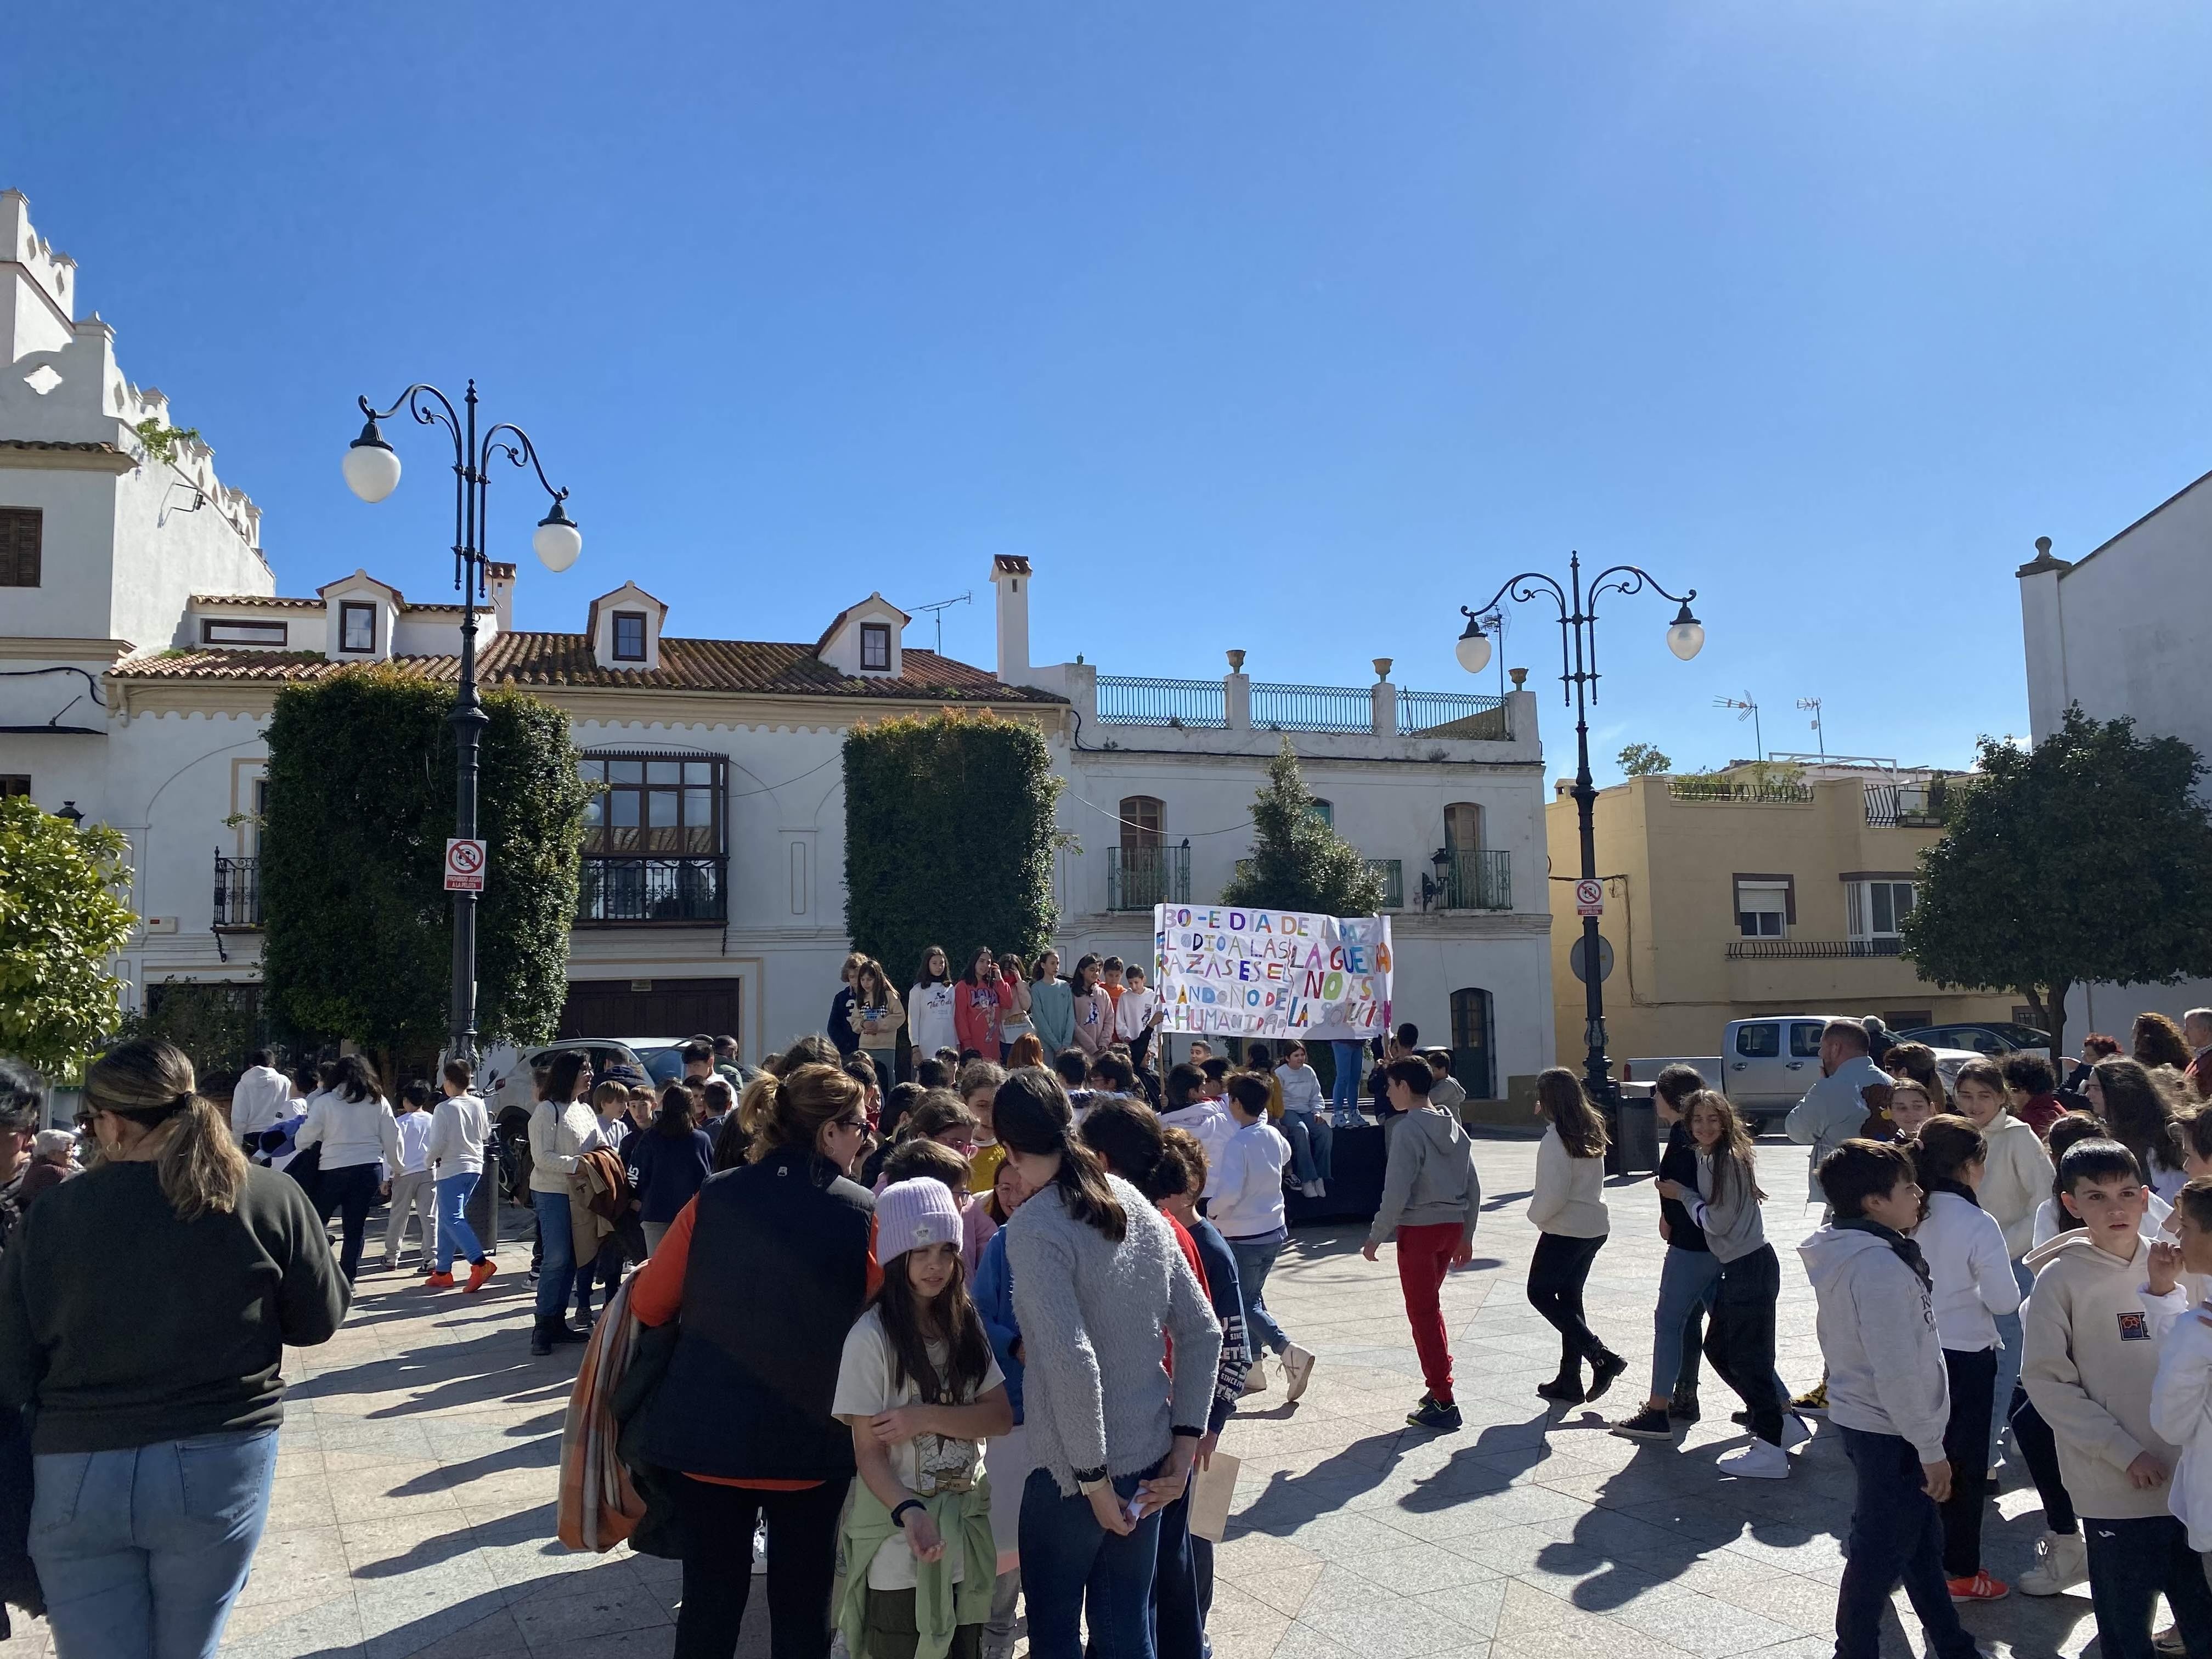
[1796,696,1824,758]
[1714,692,1762,760]
[908,591,973,655]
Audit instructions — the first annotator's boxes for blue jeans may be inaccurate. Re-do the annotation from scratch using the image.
[1329,1041,1366,1113]
[533,1188,577,1323]
[1990,1257,2032,1467]
[1650,1245,1793,1404]
[1019,1462,1164,1659]
[435,1172,482,1273]
[31,1426,279,1659]
[1279,1112,1333,1184]
[1226,1237,1289,1357]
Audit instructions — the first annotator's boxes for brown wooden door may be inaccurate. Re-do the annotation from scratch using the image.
[559,977,742,1042]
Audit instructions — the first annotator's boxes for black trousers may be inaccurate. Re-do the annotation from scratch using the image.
[1938,1348,1996,1578]
[313,1163,381,1283]
[1835,1427,1977,1659]
[1702,1245,1783,1444]
[2084,1513,2212,1659]
[669,1474,845,1659]
[2007,1388,2076,1534]
[1527,1232,1607,1374]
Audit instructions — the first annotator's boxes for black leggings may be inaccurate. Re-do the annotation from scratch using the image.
[1940,1348,1997,1577]
[2008,1387,2076,1536]
[1704,1245,1784,1444]
[1527,1232,1609,1375]
[314,1163,381,1283]
[670,1475,845,1659]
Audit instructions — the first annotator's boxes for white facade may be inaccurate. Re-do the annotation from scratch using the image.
[2018,481,2212,1035]
[1,191,1555,1091]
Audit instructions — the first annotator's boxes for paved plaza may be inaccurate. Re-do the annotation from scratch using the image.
[0,1135,2112,1659]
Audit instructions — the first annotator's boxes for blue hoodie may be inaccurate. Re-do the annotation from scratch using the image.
[973,1226,1024,1421]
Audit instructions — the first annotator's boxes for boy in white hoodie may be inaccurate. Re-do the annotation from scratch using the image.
[2022,1139,2204,1659]
[1800,1139,1979,1659]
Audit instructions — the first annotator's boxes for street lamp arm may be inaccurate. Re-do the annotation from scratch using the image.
[1584,564,1696,610]
[359,385,464,464]
[1462,571,1568,621]
[478,422,569,507]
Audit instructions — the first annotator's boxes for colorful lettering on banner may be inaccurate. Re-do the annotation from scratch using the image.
[1150,904,1391,1041]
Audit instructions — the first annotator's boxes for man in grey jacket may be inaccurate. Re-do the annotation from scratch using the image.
[1362,1059,1481,1433]
[1785,1021,1892,1203]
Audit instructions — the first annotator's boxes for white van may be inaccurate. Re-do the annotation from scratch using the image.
[1721,1015,1981,1126]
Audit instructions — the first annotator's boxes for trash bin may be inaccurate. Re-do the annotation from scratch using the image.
[1615,1095,1660,1176]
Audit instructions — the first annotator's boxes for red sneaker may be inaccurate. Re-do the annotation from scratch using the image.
[1947,1571,2009,1602]
[464,1259,498,1294]
[424,1272,456,1289]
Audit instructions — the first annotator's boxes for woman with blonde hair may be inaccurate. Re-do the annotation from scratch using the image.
[630,1062,878,1658]
[0,1039,347,1656]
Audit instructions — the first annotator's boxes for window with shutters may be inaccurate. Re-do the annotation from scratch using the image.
[0,777,29,797]
[0,507,40,587]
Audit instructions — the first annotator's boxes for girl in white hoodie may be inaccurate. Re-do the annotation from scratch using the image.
[1950,1059,2052,1478]
[1909,1114,2022,1602]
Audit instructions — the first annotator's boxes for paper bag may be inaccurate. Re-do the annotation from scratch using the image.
[1187,1451,1241,1543]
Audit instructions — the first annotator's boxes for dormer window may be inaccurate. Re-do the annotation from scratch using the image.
[861,623,890,672]
[339,602,376,654]
[613,612,647,663]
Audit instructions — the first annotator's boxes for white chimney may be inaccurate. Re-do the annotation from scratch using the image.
[990,554,1032,681]
[486,561,516,634]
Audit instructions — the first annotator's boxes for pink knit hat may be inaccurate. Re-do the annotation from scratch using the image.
[875,1177,964,1266]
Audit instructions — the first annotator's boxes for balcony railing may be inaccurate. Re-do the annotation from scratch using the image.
[1725,937,1904,960]
[1251,682,1371,734]
[212,854,261,929]
[577,857,727,925]
[1440,848,1511,910]
[1364,858,1404,909]
[1097,678,1228,729]
[1865,783,1944,827]
[1668,777,1815,804]
[1399,690,1509,739]
[1108,844,1191,912]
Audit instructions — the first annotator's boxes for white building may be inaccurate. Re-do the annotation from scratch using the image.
[2018,479,2212,1036]
[1,191,1556,1095]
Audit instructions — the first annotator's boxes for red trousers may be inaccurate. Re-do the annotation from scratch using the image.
[1396,1222,1461,1402]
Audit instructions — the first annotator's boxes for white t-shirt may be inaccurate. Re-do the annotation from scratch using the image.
[909,982,960,1059]
[832,1307,1004,1590]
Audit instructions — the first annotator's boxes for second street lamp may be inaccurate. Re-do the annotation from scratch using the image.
[342,380,580,1068]
[1457,552,1702,1148]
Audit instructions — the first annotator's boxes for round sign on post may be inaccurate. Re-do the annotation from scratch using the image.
[443,837,487,893]
[1573,877,1605,917]
[1569,934,1615,984]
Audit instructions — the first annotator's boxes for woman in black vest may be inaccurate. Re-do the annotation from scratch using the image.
[630,1061,877,1659]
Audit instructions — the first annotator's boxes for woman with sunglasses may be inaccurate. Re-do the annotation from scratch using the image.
[630,1062,879,1659]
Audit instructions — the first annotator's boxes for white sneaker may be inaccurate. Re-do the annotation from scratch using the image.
[1717,1438,1791,1480]
[752,1517,768,1575]
[1282,1344,1317,1403]
[2017,1529,2087,1595]
[1780,1412,1812,1450]
[1312,1179,1328,1197]
[1304,1181,1323,1198]
[1242,1359,1272,1395]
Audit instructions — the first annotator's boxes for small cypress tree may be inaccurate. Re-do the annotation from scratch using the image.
[1219,740,1386,918]
[843,710,1060,981]
[260,666,592,1060]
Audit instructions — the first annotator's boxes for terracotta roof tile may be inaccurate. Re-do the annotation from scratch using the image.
[110,633,1063,704]
[187,594,326,610]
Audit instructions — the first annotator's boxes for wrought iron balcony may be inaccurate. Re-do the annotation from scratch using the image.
[1250,682,1371,734]
[1398,689,1508,739]
[1365,858,1404,909]
[1865,782,1945,827]
[577,857,727,926]
[213,854,261,929]
[1097,678,1228,729]
[1107,844,1190,912]
[1437,848,1511,911]
[1725,938,1904,960]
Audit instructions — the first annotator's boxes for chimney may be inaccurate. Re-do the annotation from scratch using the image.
[486,561,516,634]
[990,554,1032,681]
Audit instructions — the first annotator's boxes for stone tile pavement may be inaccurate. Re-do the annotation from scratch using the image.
[0,1137,2116,1658]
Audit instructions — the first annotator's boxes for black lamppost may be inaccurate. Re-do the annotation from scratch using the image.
[342,382,582,1066]
[1457,552,1703,1114]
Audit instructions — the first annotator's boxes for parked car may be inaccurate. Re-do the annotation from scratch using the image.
[1623,1016,1980,1131]
[1892,1022,2052,1064]
[468,1038,661,1124]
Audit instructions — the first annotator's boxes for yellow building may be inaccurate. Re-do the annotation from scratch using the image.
[1544,771,2019,1069]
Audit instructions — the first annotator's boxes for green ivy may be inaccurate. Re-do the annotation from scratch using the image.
[132,419,202,467]
[0,797,137,1079]
[259,666,592,1062]
[843,710,1062,982]
[1218,740,1386,918]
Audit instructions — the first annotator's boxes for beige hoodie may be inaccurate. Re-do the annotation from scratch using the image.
[2021,1226,2189,1520]
[1979,1110,2055,1259]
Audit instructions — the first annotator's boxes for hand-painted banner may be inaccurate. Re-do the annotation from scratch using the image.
[1152,904,1392,1041]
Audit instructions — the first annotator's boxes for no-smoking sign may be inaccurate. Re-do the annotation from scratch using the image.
[1574,877,1605,917]
[444,838,487,893]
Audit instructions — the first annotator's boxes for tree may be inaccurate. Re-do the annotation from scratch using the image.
[260,666,593,1062]
[843,710,1062,983]
[0,795,137,1077]
[1618,742,1672,778]
[1901,706,2212,1058]
[1219,740,1387,918]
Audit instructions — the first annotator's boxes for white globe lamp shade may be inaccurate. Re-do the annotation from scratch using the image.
[1666,603,1706,662]
[1455,618,1492,677]
[533,501,583,573]
[342,425,401,504]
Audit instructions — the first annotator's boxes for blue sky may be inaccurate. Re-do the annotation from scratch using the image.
[6,3,2209,781]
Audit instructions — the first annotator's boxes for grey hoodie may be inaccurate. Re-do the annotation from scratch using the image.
[1366,1105,1481,1248]
[1799,1222,1950,1462]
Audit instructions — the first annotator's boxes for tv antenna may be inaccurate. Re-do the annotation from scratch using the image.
[908,591,973,654]
[1796,696,1825,758]
[1715,692,1763,760]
